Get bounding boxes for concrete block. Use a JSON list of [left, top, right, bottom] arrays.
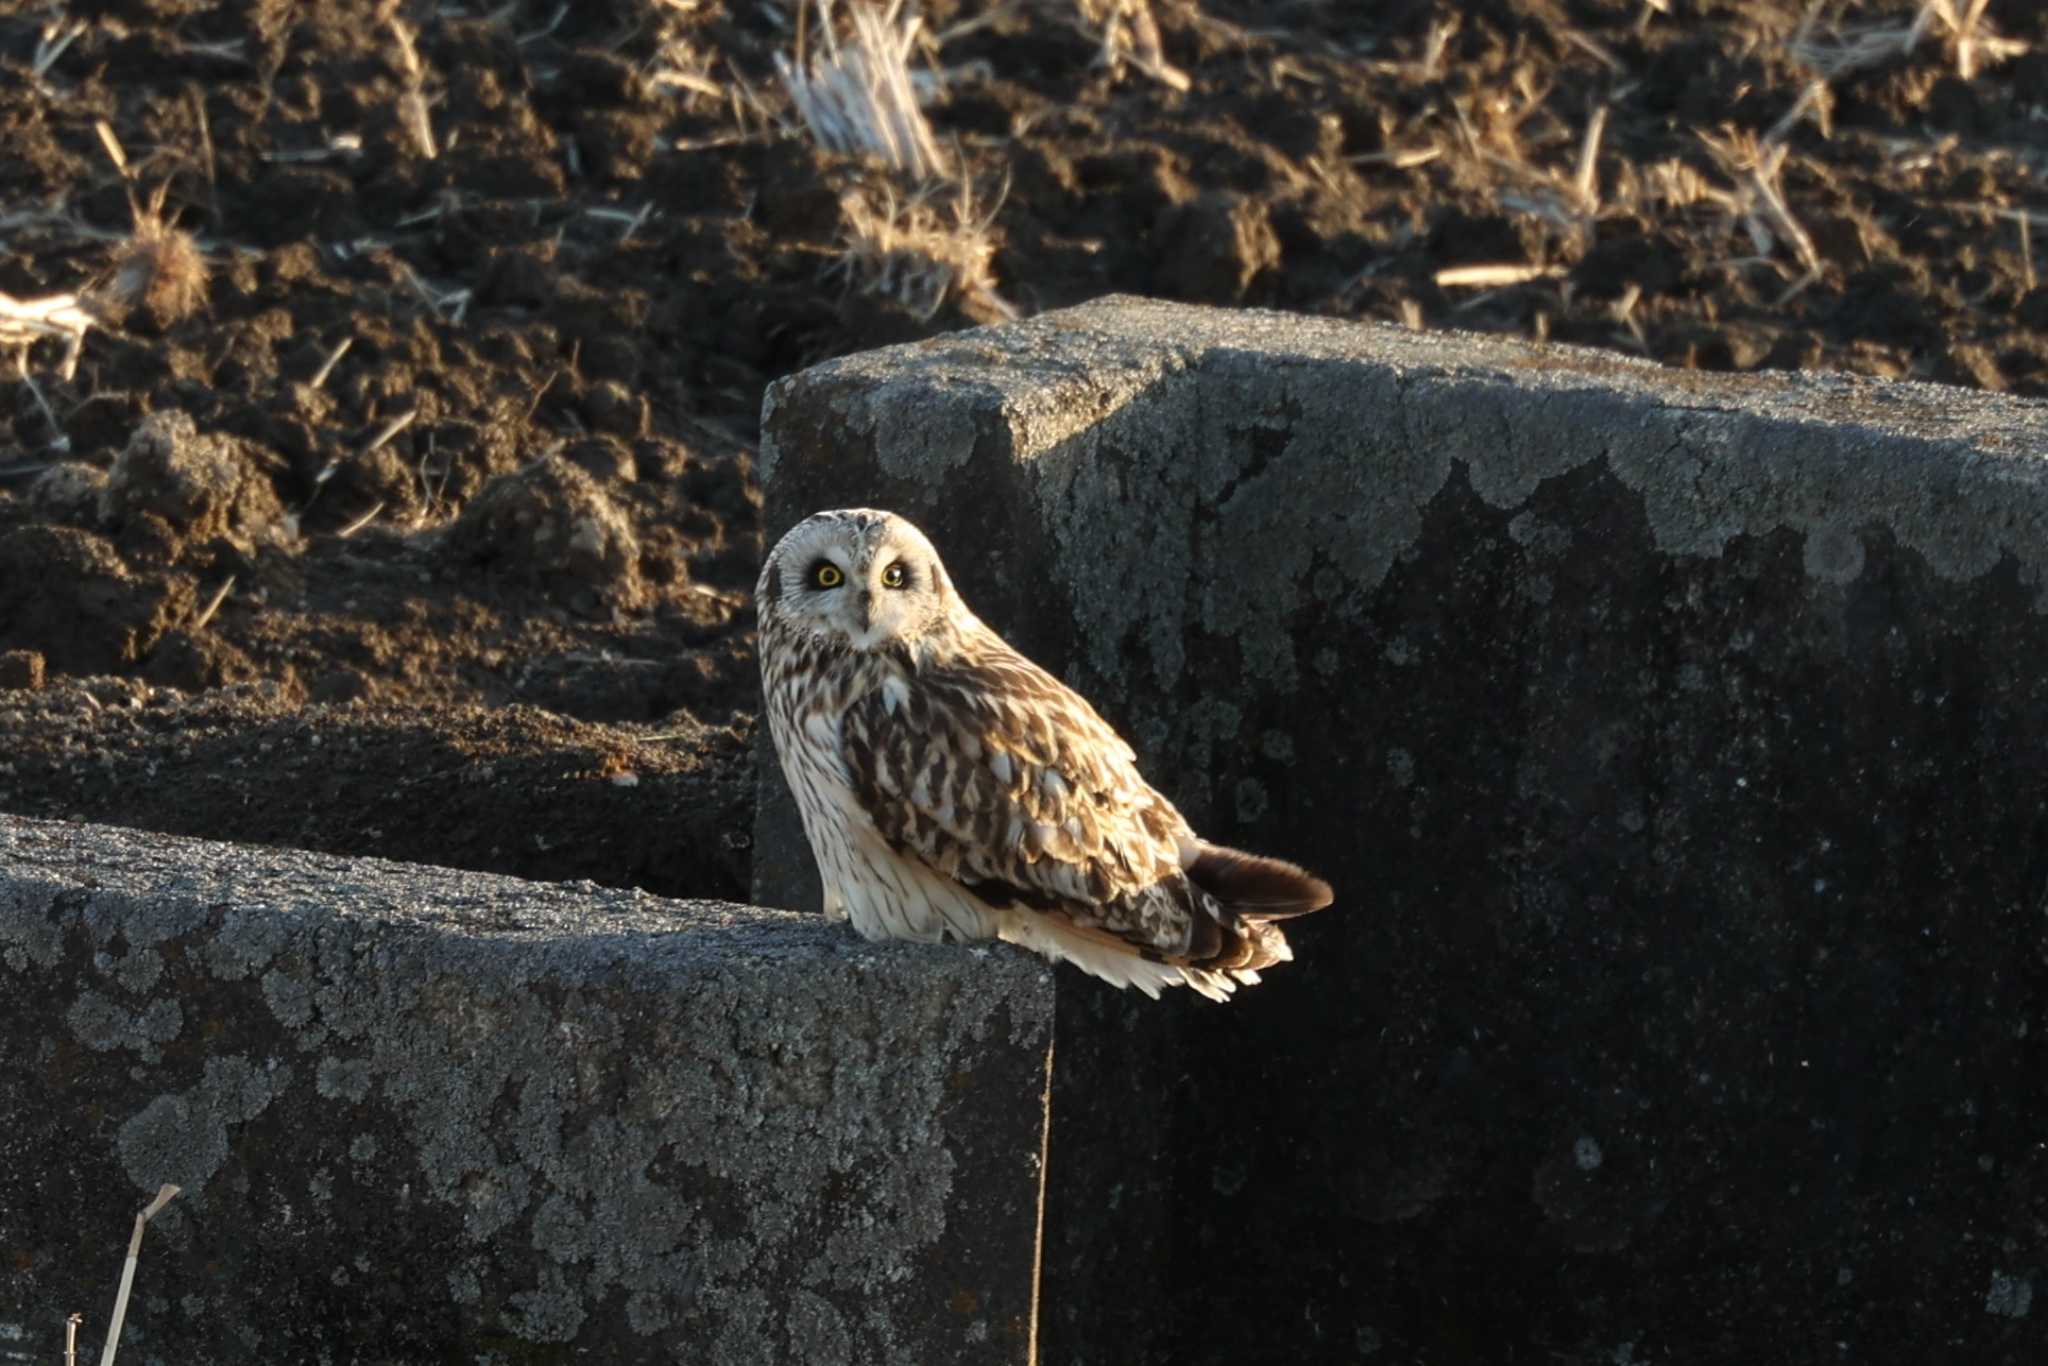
[[756, 296, 2048, 1363], [1, 815, 1051, 1365]]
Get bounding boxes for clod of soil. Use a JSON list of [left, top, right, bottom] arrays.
[[0, 651, 45, 691], [97, 411, 295, 561], [0, 524, 196, 675], [27, 463, 107, 524], [441, 454, 649, 618], [1, 0, 2044, 902]]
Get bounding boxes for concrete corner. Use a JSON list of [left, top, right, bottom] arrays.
[[758, 295, 2048, 1364]]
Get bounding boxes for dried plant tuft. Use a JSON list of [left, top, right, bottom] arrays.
[[102, 186, 210, 329]]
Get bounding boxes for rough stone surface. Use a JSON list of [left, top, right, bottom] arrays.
[[1, 815, 1050, 1366], [757, 295, 2048, 1364]]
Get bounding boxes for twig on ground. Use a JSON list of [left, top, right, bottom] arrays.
[[585, 202, 657, 245], [1436, 263, 1568, 289], [9, 350, 66, 443], [361, 409, 419, 457], [389, 17, 437, 159], [1696, 126, 1823, 296], [1790, 0, 2025, 81], [259, 133, 365, 164], [335, 502, 385, 539], [310, 336, 353, 389], [1350, 145, 1442, 170], [395, 262, 470, 322], [1572, 105, 1608, 215], [94, 121, 130, 178], [191, 575, 236, 631], [97, 1184, 179, 1366], [1919, 0, 2027, 81], [518, 3, 570, 45], [1076, 0, 1190, 92], [0, 292, 98, 381], [1419, 15, 1458, 80], [33, 15, 86, 78]]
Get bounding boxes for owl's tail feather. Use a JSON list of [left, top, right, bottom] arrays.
[[1187, 844, 1334, 920], [1171, 844, 1333, 980], [996, 849, 1331, 1002]]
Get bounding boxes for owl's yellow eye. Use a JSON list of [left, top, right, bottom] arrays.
[[811, 562, 844, 589], [881, 561, 907, 589]]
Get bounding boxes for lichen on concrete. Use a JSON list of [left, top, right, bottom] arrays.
[[2, 814, 1050, 1365], [770, 295, 2048, 714], [756, 295, 2048, 1365]]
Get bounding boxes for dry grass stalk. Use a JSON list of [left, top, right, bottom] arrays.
[[335, 501, 386, 538], [361, 408, 420, 457], [310, 336, 353, 389], [5, 349, 65, 442], [1790, 0, 2025, 82], [934, 0, 1027, 45], [88, 123, 211, 329], [1419, 15, 1459, 80], [97, 1184, 179, 1366], [1695, 126, 1823, 296], [1, 157, 207, 431], [586, 202, 657, 244], [776, 0, 946, 181], [33, 15, 86, 78], [94, 121, 131, 177], [259, 132, 366, 165], [389, 17, 437, 159], [1572, 105, 1609, 215], [0, 292, 98, 380], [1612, 281, 1647, 348], [191, 575, 236, 631], [1077, 0, 1190, 92], [1436, 263, 1568, 289], [1349, 145, 1443, 170], [1917, 0, 2026, 79], [396, 262, 470, 322], [777, 0, 1017, 320], [1764, 77, 1834, 144], [104, 185, 211, 328], [834, 179, 1015, 321], [1788, 13, 1919, 80], [650, 35, 727, 103], [1481, 99, 1610, 252]]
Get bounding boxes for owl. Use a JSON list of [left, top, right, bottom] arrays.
[[756, 508, 1333, 1001]]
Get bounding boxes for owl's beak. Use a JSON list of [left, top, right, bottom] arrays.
[[856, 589, 872, 633]]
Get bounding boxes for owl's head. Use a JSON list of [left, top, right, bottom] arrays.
[[757, 508, 960, 651]]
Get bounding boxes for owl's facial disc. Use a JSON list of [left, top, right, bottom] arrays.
[[765, 509, 951, 651]]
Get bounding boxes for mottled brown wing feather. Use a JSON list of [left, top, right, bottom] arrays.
[[839, 630, 1203, 956]]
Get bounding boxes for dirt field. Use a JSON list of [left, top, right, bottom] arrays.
[[2, 0, 2043, 896]]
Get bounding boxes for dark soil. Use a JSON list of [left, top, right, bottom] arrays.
[[2, 0, 2045, 898]]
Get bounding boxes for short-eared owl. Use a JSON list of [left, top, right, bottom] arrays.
[[757, 508, 1333, 1001]]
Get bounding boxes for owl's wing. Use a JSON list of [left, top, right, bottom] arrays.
[[840, 632, 1326, 971]]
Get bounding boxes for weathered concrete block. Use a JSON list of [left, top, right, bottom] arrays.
[[757, 296, 2048, 1363], [1, 815, 1050, 1365]]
